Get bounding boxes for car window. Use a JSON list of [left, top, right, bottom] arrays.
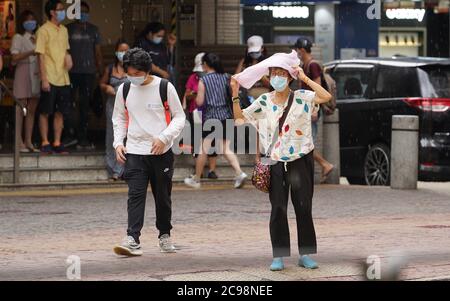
[[373, 67, 421, 98], [332, 65, 374, 100], [418, 65, 450, 98]]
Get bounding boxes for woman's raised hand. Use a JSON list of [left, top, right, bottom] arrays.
[[230, 76, 240, 96], [292, 65, 307, 82]]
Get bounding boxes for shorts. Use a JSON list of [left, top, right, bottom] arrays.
[[39, 85, 72, 116], [202, 119, 233, 140]]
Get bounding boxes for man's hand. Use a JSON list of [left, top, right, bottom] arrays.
[[151, 139, 166, 155], [116, 145, 127, 164], [41, 79, 51, 92]]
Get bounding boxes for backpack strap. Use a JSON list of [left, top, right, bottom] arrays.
[[122, 79, 171, 126], [122, 81, 131, 110], [159, 79, 171, 126]]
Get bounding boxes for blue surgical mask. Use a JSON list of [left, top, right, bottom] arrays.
[[23, 20, 37, 32], [127, 74, 147, 86], [80, 12, 89, 23], [152, 37, 163, 45], [56, 10, 66, 23], [270, 76, 289, 92], [116, 51, 126, 62]]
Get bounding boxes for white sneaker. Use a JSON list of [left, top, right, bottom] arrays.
[[158, 234, 176, 253], [234, 172, 248, 189], [113, 236, 143, 256], [184, 176, 201, 189]]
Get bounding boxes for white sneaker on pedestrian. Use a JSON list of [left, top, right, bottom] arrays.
[[234, 172, 248, 189], [113, 236, 143, 257], [158, 234, 176, 253], [184, 176, 201, 189]]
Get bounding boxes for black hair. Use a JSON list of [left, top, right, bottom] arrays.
[[139, 22, 166, 38], [17, 10, 37, 35], [123, 48, 153, 73], [45, 0, 63, 20], [114, 38, 128, 67], [202, 53, 225, 74], [243, 46, 267, 69], [81, 1, 90, 12], [295, 37, 313, 54]]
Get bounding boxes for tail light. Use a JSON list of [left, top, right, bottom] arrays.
[[404, 98, 450, 112]]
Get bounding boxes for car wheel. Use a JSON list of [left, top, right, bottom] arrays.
[[346, 177, 367, 185], [364, 143, 391, 186]]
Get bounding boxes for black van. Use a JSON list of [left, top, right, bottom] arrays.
[[324, 57, 450, 185]]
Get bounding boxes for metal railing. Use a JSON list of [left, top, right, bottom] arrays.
[[0, 80, 27, 184]]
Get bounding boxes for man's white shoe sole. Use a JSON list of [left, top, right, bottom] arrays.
[[113, 246, 143, 257]]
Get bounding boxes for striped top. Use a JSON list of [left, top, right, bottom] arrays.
[[201, 72, 233, 121]]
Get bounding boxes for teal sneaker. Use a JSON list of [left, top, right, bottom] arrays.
[[299, 255, 319, 269], [270, 258, 285, 271]]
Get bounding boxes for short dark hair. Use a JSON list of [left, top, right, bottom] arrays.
[[295, 37, 313, 54], [17, 10, 37, 35], [123, 48, 153, 73], [81, 1, 90, 12], [139, 22, 166, 38], [202, 53, 225, 74], [45, 0, 63, 20]]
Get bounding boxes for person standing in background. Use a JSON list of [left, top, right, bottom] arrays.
[[11, 10, 40, 153], [66, 1, 103, 150], [235, 35, 270, 101], [134, 22, 172, 80], [100, 38, 129, 181], [36, 0, 73, 154]]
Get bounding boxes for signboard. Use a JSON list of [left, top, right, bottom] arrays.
[[0, 0, 15, 49], [179, 4, 196, 41]]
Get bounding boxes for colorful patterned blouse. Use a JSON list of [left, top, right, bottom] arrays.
[[242, 89, 317, 162]]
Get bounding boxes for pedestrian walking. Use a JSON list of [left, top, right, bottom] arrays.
[[112, 48, 185, 256], [183, 53, 247, 189], [295, 38, 334, 183]]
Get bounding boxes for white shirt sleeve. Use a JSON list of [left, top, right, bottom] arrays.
[[158, 83, 186, 145], [242, 94, 266, 123], [299, 89, 316, 104], [10, 34, 22, 55], [112, 84, 128, 149]]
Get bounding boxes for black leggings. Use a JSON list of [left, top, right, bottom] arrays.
[[269, 152, 317, 258]]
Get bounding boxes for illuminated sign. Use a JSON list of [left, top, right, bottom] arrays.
[[254, 5, 310, 19], [385, 9, 426, 22]]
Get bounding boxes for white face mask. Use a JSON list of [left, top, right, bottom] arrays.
[[249, 52, 262, 60], [127, 74, 147, 86], [152, 37, 163, 44]]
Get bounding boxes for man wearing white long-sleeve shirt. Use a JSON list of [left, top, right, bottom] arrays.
[[112, 48, 185, 256]]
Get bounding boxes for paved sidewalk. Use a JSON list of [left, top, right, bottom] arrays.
[[0, 184, 450, 281]]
